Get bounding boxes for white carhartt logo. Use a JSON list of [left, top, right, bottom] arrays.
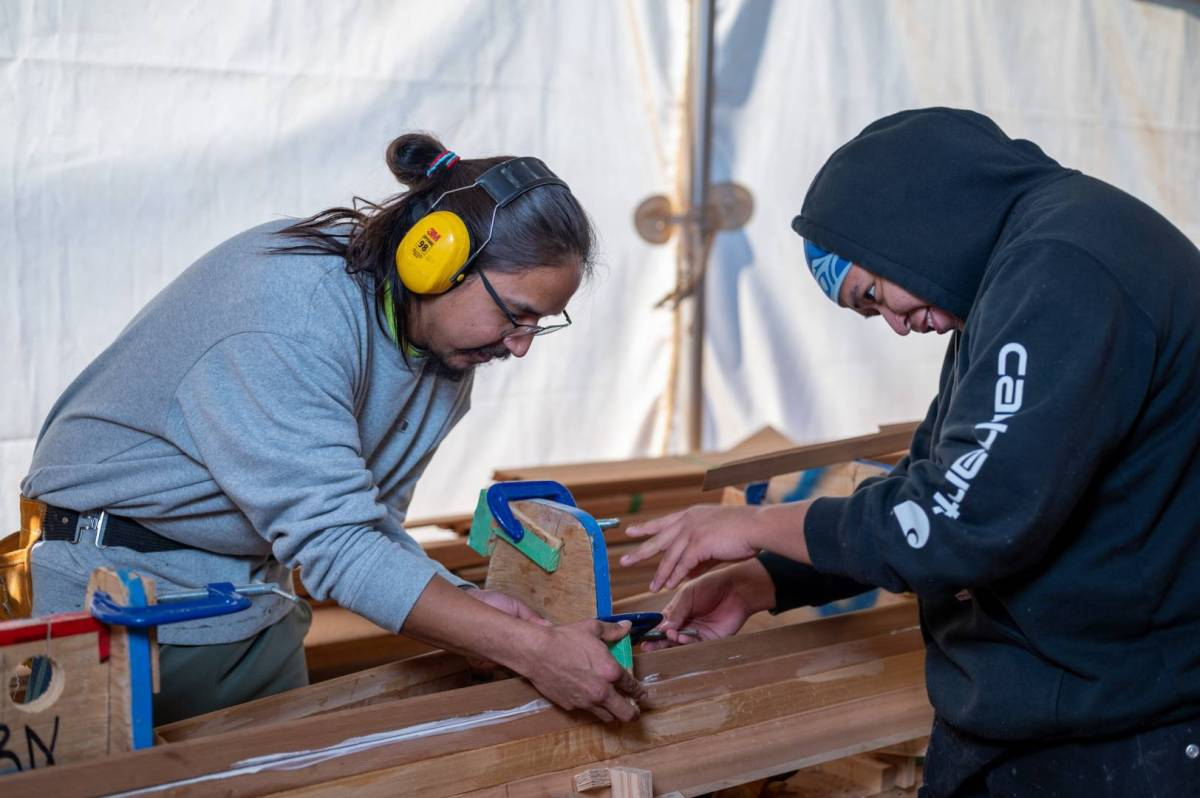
[[931, 342, 1028, 520], [893, 500, 930, 549]]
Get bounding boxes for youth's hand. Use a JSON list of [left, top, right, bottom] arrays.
[[642, 560, 777, 652], [620, 505, 762, 592]]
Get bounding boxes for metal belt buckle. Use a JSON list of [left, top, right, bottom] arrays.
[[76, 510, 110, 548]]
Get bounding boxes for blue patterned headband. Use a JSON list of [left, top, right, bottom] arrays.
[[804, 239, 853, 303]]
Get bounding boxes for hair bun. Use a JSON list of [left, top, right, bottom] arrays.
[[386, 132, 448, 186]]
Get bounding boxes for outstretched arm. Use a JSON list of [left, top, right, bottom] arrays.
[[620, 501, 814, 592]]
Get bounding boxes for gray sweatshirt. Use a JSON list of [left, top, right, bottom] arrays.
[[23, 220, 473, 644]]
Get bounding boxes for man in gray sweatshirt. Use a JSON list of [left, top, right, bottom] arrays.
[[21, 134, 642, 724]]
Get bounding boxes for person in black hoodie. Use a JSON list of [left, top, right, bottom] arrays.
[[619, 108, 1200, 796]]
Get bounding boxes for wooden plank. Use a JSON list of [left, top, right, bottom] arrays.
[[302, 607, 435, 683], [492, 455, 715, 499], [871, 752, 920, 790], [0, 567, 168, 770], [455, 686, 931, 798], [1, 605, 923, 796], [873, 736, 928, 758], [762, 460, 889, 506], [702, 423, 919, 491], [573, 767, 612, 791], [570, 765, 653, 797], [483, 501, 599, 624], [710, 779, 770, 798], [609, 766, 653, 798], [0, 625, 114, 771], [244, 643, 926, 797], [574, 488, 729, 519], [281, 666, 928, 798], [226, 588, 912, 748], [157, 651, 472, 743], [493, 427, 797, 500], [814, 754, 898, 793], [722, 426, 800, 459]]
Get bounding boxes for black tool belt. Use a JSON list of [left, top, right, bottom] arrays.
[[37, 502, 192, 553]]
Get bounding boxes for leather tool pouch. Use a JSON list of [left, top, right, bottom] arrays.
[[0, 496, 45, 620]]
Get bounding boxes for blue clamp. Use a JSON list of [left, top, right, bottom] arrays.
[[90, 582, 251, 629], [745, 481, 770, 505], [599, 612, 664, 644], [486, 480, 576, 543]]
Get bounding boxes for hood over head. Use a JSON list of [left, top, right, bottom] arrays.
[[792, 108, 1069, 320]]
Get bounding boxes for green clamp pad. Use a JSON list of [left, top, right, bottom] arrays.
[[608, 636, 633, 670], [467, 490, 561, 573]]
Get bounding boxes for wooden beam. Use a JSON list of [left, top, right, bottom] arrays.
[[157, 651, 473, 744], [701, 422, 919, 491], [493, 427, 796, 500], [302, 607, 435, 682], [279, 658, 928, 797], [3, 604, 925, 797], [172, 601, 917, 747], [483, 501, 600, 624], [454, 685, 929, 798]]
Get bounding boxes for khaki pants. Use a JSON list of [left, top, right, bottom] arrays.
[[154, 600, 311, 725]]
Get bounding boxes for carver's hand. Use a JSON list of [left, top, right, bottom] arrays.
[[520, 619, 644, 723], [466, 588, 552, 626], [642, 559, 777, 652], [463, 588, 551, 671], [620, 505, 761, 592]]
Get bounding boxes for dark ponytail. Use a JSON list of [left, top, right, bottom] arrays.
[[384, 133, 447, 185], [273, 132, 595, 360]]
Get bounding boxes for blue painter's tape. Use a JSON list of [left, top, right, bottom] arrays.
[[745, 481, 770, 505], [781, 467, 826, 503], [816, 589, 880, 617]]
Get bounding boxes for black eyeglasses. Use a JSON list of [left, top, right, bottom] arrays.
[[475, 269, 573, 340]]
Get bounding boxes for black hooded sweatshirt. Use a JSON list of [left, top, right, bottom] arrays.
[[763, 108, 1200, 742]]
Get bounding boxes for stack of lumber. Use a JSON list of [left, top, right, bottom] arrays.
[[3, 602, 931, 796]]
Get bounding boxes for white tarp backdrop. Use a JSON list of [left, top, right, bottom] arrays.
[[3, 1, 1198, 538]]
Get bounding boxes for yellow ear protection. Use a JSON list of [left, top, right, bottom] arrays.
[[394, 155, 569, 295]]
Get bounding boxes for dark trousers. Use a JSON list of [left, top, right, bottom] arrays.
[[153, 601, 311, 726], [919, 714, 1200, 798]]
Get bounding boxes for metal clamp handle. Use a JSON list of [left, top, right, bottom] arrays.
[[89, 581, 251, 629]]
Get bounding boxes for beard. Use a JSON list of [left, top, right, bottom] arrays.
[[424, 342, 512, 380]]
